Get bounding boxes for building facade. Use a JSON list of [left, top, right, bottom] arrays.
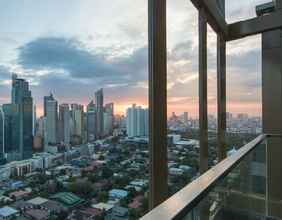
[[45, 95, 58, 145], [11, 74, 33, 160], [95, 89, 104, 138], [58, 104, 70, 145]]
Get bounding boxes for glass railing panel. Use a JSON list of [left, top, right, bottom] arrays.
[[265, 135, 282, 220], [181, 139, 267, 220]]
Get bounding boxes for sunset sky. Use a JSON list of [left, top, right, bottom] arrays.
[[0, 0, 268, 117]]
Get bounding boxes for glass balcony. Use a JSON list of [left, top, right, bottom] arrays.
[[141, 134, 282, 220]]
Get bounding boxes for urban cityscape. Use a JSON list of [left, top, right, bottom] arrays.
[[2, 0, 282, 219], [0, 74, 262, 220]]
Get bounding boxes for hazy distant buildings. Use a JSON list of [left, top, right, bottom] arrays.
[[183, 112, 188, 124], [58, 104, 70, 145], [95, 89, 104, 138], [45, 93, 58, 145], [126, 104, 148, 137]]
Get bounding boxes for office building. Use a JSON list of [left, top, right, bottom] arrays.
[[2, 104, 20, 161], [11, 74, 33, 160], [44, 93, 55, 117], [104, 103, 114, 136], [0, 106, 5, 164], [86, 101, 96, 142], [126, 104, 148, 137], [58, 104, 70, 145], [95, 89, 104, 138], [71, 104, 84, 139], [45, 95, 58, 145], [183, 112, 188, 124]]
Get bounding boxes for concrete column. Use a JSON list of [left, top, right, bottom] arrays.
[[148, 0, 168, 209], [217, 0, 227, 161], [199, 8, 208, 174]]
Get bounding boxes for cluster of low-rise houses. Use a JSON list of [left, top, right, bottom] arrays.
[[0, 132, 220, 219]]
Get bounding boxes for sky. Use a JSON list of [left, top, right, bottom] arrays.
[[0, 0, 269, 117]]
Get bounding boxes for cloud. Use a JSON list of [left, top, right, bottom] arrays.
[[18, 37, 148, 85], [0, 65, 11, 80]]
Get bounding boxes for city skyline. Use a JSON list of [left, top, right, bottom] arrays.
[[0, 75, 261, 118], [0, 0, 264, 117]]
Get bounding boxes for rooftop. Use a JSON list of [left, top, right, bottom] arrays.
[[51, 192, 84, 208], [0, 206, 18, 217], [27, 197, 49, 206]]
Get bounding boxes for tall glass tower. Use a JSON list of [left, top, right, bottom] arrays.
[[95, 89, 104, 138], [11, 74, 33, 160], [0, 106, 5, 164]]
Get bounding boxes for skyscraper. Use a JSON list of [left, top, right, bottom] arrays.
[[126, 104, 137, 137], [86, 101, 96, 142], [22, 96, 33, 159], [0, 106, 5, 164], [70, 104, 84, 139], [137, 106, 145, 136], [104, 103, 114, 136], [95, 89, 104, 138], [183, 112, 188, 124], [11, 74, 33, 159], [59, 104, 70, 145], [2, 104, 20, 159], [44, 93, 55, 117], [144, 108, 149, 137], [126, 104, 148, 137], [45, 95, 58, 145]]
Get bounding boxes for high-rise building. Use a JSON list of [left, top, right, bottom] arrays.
[[144, 108, 149, 137], [45, 95, 58, 145], [137, 106, 145, 136], [95, 89, 104, 138], [126, 104, 148, 137], [104, 103, 114, 136], [0, 106, 5, 164], [11, 74, 33, 159], [126, 104, 137, 137], [58, 104, 70, 145], [2, 104, 20, 158], [71, 104, 84, 138], [44, 93, 55, 117], [86, 101, 96, 142], [22, 96, 33, 159], [183, 112, 188, 123]]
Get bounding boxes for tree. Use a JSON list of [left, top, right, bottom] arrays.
[[101, 167, 113, 179], [69, 179, 93, 196], [97, 191, 108, 202]]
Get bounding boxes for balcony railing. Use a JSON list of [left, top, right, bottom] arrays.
[[141, 134, 282, 220]]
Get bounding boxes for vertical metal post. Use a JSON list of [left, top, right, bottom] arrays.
[[217, 35, 226, 161], [148, 0, 168, 209], [199, 8, 208, 174], [217, 0, 227, 162]]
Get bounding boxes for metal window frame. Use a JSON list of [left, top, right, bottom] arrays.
[[191, 0, 282, 41]]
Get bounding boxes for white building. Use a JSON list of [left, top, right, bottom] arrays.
[[59, 104, 70, 145], [71, 104, 84, 137], [126, 104, 148, 137], [45, 98, 58, 144]]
